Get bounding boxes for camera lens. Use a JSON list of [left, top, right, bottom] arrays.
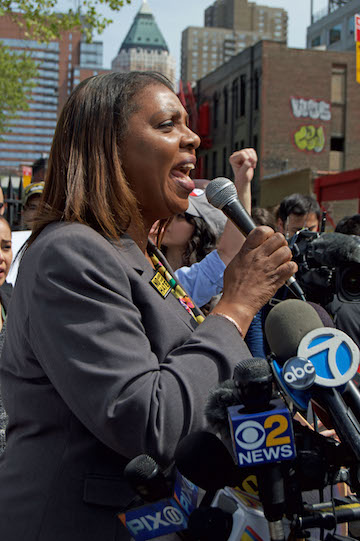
[[339, 265, 360, 301]]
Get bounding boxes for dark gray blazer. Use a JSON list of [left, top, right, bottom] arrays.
[[0, 222, 250, 541]]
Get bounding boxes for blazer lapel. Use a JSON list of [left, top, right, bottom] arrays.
[[109, 235, 201, 332]]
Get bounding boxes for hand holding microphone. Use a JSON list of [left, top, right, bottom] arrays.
[[206, 178, 305, 302]]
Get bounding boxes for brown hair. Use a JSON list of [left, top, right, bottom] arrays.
[[0, 215, 11, 233], [27, 71, 174, 247]]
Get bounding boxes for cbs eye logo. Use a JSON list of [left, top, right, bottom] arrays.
[[234, 415, 290, 451], [235, 420, 265, 450]]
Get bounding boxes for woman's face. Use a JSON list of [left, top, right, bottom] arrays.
[[162, 214, 195, 250], [0, 221, 12, 287], [120, 84, 201, 229]]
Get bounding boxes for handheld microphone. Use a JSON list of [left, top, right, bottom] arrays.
[[119, 455, 199, 540], [205, 177, 306, 301], [124, 454, 171, 502]]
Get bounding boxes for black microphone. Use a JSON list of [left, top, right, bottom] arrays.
[[343, 380, 360, 423], [205, 378, 240, 441], [122, 455, 200, 540], [187, 507, 233, 541], [174, 430, 255, 493], [231, 357, 288, 541], [124, 454, 171, 502], [206, 177, 306, 301]]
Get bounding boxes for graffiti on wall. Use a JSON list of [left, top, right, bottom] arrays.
[[290, 97, 330, 153], [290, 97, 331, 121], [293, 125, 325, 153]]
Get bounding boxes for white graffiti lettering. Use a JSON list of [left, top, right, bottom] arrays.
[[290, 97, 331, 121]]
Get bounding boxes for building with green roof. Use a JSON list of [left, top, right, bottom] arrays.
[[111, 0, 175, 85]]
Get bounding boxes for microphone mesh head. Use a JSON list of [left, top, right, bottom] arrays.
[[233, 357, 271, 383], [124, 454, 158, 483], [205, 177, 237, 209]]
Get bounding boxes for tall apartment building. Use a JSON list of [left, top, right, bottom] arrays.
[[193, 41, 360, 209], [111, 0, 175, 86], [0, 14, 105, 173], [205, 0, 287, 36], [181, 0, 287, 84], [307, 0, 360, 51]]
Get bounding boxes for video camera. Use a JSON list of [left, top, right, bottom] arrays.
[[288, 230, 360, 306]]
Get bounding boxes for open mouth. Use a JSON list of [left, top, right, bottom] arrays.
[[171, 163, 195, 180]]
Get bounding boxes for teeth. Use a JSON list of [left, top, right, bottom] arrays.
[[179, 163, 195, 173]]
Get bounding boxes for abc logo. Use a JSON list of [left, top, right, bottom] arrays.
[[283, 357, 315, 390]]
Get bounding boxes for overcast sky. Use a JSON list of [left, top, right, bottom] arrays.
[[93, 0, 330, 76]]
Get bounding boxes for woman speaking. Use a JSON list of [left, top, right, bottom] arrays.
[[0, 72, 296, 541]]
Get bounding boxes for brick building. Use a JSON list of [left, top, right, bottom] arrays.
[[194, 40, 360, 207], [0, 15, 107, 173]]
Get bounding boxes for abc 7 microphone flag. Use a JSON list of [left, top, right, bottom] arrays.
[[296, 327, 359, 389], [271, 327, 359, 413]]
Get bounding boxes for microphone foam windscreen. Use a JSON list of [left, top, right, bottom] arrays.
[[265, 299, 323, 362], [306, 301, 335, 328], [205, 177, 237, 209], [309, 232, 360, 267], [205, 379, 238, 434]]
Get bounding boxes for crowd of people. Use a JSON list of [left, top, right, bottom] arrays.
[[0, 71, 358, 541]]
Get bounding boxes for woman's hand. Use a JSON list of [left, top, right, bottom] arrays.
[[213, 226, 297, 335]]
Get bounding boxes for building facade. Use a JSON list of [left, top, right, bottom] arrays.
[[205, 0, 287, 37], [194, 40, 360, 207], [111, 0, 175, 86], [181, 0, 287, 84], [307, 0, 360, 51], [0, 15, 106, 173]]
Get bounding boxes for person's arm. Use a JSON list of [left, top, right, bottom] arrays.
[[217, 148, 257, 266], [26, 225, 250, 466], [175, 250, 225, 306]]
